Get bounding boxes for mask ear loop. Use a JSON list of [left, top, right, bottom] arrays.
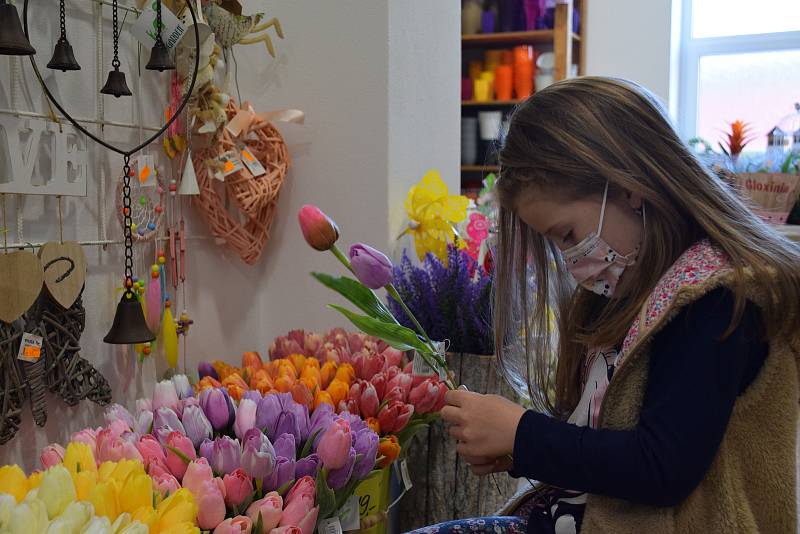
[[597, 181, 610, 236]]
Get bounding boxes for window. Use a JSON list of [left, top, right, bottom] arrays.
[[679, 0, 800, 150]]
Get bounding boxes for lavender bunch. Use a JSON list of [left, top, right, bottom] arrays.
[[388, 246, 494, 355]]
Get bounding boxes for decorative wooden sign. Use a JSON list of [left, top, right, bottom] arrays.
[[0, 115, 88, 197], [39, 241, 87, 309], [0, 250, 44, 323]]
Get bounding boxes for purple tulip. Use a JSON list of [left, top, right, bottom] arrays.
[[242, 390, 263, 403], [134, 410, 154, 436], [273, 433, 296, 462], [198, 361, 219, 380], [327, 447, 356, 490], [256, 395, 282, 440], [352, 428, 379, 480], [308, 404, 335, 447], [295, 454, 321, 480], [104, 403, 135, 430], [264, 457, 295, 493], [211, 436, 242, 475], [171, 374, 194, 400], [338, 411, 368, 435], [200, 388, 234, 431], [234, 398, 258, 440], [153, 380, 180, 413], [136, 398, 153, 413], [349, 244, 393, 289], [241, 428, 276, 480], [199, 438, 214, 462], [274, 411, 302, 445], [154, 407, 186, 436], [182, 405, 213, 448]]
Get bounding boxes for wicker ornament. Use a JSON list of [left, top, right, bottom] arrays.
[[0, 322, 25, 444], [115, 161, 166, 242], [192, 101, 289, 264]]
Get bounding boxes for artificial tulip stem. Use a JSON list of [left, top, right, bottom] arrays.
[[385, 284, 434, 350], [330, 245, 357, 276]]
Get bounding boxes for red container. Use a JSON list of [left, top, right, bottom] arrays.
[[494, 65, 513, 100]]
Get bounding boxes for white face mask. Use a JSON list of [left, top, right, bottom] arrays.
[[560, 182, 641, 297]]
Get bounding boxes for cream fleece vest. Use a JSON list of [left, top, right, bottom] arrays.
[[583, 240, 799, 534]]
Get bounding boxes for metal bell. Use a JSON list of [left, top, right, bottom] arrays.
[[103, 290, 155, 344], [0, 0, 35, 55], [47, 37, 80, 71], [100, 69, 132, 98], [145, 39, 175, 71]]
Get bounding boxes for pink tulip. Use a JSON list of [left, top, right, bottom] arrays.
[[234, 398, 258, 440], [107, 418, 130, 438], [383, 386, 407, 405], [349, 244, 393, 289], [165, 431, 197, 481], [148, 458, 172, 478], [182, 457, 214, 496], [136, 397, 153, 413], [285, 476, 316, 505], [223, 468, 253, 508], [381, 347, 404, 369], [40, 444, 65, 469], [270, 527, 302, 534], [96, 427, 143, 463], [214, 516, 253, 534], [369, 372, 387, 399], [387, 372, 413, 402], [280, 477, 318, 534], [246, 492, 283, 532], [298, 205, 339, 251], [348, 381, 379, 419], [152, 472, 181, 497], [316, 418, 352, 470], [353, 352, 385, 381], [136, 435, 167, 470], [304, 333, 324, 357], [377, 400, 414, 433], [153, 379, 180, 413], [70, 428, 98, 457], [410, 378, 448, 414], [195, 478, 228, 530], [385, 366, 402, 381]]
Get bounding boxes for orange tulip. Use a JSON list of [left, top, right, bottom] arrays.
[[272, 360, 297, 379], [313, 390, 334, 410], [242, 351, 263, 369], [197, 376, 222, 391], [213, 360, 236, 381], [300, 364, 321, 386], [326, 378, 349, 406], [320, 361, 338, 389], [288, 354, 306, 373], [335, 363, 355, 384], [274, 375, 295, 393], [227, 384, 245, 402], [291, 382, 314, 407], [377, 435, 400, 468], [366, 418, 381, 434], [305, 357, 321, 370], [223, 373, 248, 390]]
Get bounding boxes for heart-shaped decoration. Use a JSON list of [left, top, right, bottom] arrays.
[[0, 251, 44, 323], [38, 241, 87, 309]]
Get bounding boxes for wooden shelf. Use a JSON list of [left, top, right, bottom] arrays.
[[461, 165, 499, 173], [462, 99, 523, 107], [462, 30, 581, 48]]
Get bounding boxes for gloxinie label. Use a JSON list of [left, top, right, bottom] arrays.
[[743, 178, 791, 194]]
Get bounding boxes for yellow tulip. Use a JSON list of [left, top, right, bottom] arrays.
[[27, 471, 43, 490], [89, 481, 119, 520], [9, 498, 48, 534], [118, 521, 149, 534], [130, 507, 158, 532], [82, 516, 113, 534], [72, 470, 97, 501], [111, 512, 131, 533], [0, 493, 16, 527], [156, 489, 197, 532], [38, 465, 77, 519], [98, 462, 116, 482], [48, 501, 93, 533], [158, 521, 200, 534], [0, 465, 28, 503], [119, 473, 153, 514], [107, 460, 143, 486], [63, 443, 97, 475]]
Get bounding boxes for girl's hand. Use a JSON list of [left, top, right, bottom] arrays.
[[441, 389, 526, 460], [460, 454, 514, 476]]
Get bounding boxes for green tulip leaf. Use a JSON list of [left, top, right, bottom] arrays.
[[312, 273, 398, 324], [327, 304, 430, 354], [300, 428, 323, 459], [166, 445, 193, 465], [277, 478, 296, 497], [316, 468, 337, 522]]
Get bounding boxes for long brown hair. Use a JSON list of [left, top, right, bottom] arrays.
[[494, 76, 800, 418]]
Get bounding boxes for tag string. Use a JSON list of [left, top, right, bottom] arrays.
[[57, 195, 64, 244], [2, 194, 7, 254]]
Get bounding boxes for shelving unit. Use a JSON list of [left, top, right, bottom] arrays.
[[460, 0, 586, 194]]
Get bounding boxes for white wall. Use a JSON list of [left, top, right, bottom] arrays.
[[584, 0, 679, 110], [0, 0, 459, 470]]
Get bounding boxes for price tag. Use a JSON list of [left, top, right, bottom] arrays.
[[338, 495, 361, 531], [215, 151, 243, 181], [400, 459, 413, 491], [240, 145, 266, 177], [411, 353, 435, 377], [130, 1, 187, 50], [317, 517, 343, 534], [137, 155, 156, 187], [18, 332, 43, 362]]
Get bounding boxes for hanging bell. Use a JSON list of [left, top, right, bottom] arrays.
[[0, 0, 35, 55], [47, 37, 80, 71], [103, 290, 155, 344], [100, 69, 132, 98], [145, 39, 175, 71]]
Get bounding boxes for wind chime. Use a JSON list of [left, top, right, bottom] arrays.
[[1, 0, 201, 346]]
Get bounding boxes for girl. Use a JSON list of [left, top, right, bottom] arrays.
[[440, 77, 800, 534]]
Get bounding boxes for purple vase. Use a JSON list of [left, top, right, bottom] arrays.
[[481, 11, 496, 33]]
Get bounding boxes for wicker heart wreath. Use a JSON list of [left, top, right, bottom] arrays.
[[192, 101, 290, 265]]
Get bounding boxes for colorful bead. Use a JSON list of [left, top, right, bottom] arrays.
[[148, 222, 156, 231], [139, 196, 147, 206], [158, 255, 166, 265], [143, 345, 152, 355], [137, 226, 146, 236], [122, 207, 130, 216], [155, 205, 163, 214], [130, 223, 137, 232]]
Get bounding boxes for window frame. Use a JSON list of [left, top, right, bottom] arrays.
[[678, 0, 800, 140]]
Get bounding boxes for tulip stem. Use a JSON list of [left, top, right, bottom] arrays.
[[385, 284, 434, 350], [330, 245, 357, 276]]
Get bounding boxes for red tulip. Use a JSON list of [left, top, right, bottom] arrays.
[[298, 205, 339, 251], [348, 381, 379, 419], [353, 352, 385, 381], [386, 372, 413, 403], [223, 468, 253, 508], [377, 401, 414, 433], [409, 378, 448, 414], [369, 372, 387, 399]]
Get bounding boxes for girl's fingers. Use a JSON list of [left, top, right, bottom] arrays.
[[440, 405, 462, 424], [444, 389, 470, 407], [448, 424, 465, 441], [470, 462, 499, 476]]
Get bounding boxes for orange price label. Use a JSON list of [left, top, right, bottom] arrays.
[[24, 346, 40, 359], [241, 149, 255, 162], [18, 332, 43, 362], [223, 160, 235, 173], [140, 165, 151, 183]]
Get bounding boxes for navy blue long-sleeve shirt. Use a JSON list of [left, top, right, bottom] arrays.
[[511, 287, 767, 508]]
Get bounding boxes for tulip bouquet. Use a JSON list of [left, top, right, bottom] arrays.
[[0, 445, 199, 534], [297, 205, 454, 390]]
